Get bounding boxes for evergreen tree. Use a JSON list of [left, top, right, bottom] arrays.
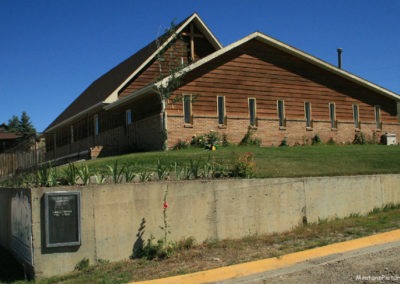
[[7, 115, 20, 132], [7, 111, 36, 136], [19, 111, 36, 135]]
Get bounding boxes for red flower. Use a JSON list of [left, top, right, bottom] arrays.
[[163, 202, 169, 209]]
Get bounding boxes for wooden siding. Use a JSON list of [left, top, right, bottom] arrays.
[[119, 26, 217, 99], [168, 39, 398, 126]]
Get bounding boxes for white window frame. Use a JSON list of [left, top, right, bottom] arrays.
[[217, 96, 226, 125], [305, 102, 312, 128], [353, 104, 360, 129], [183, 94, 192, 124], [277, 100, 285, 128], [248, 98, 257, 127], [329, 102, 336, 129], [374, 105, 381, 129]]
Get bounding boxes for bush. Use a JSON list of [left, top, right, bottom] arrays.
[[279, 137, 288, 147], [327, 137, 336, 145], [191, 131, 220, 149], [239, 129, 262, 146], [311, 134, 321, 145], [173, 139, 189, 150], [230, 152, 256, 178], [353, 132, 366, 145]]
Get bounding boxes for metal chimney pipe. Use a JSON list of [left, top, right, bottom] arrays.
[[337, 48, 343, 69]]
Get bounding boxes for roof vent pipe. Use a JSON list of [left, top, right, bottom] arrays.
[[337, 48, 343, 69]]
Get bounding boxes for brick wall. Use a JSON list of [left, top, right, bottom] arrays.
[[167, 114, 400, 147]]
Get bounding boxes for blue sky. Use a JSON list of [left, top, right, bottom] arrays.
[[1, 0, 399, 132]]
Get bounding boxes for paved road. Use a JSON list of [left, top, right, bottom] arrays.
[[225, 241, 400, 284]]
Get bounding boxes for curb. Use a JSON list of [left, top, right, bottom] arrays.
[[133, 229, 400, 284]]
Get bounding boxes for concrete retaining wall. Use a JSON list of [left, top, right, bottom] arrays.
[[1, 174, 400, 278]]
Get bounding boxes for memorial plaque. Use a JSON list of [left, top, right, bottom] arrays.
[[44, 191, 81, 247]]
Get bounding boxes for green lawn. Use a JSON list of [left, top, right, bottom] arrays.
[[82, 144, 400, 178]]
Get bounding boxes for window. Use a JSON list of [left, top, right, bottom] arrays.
[[126, 109, 132, 126], [277, 100, 285, 128], [353, 104, 360, 129], [375, 105, 381, 129], [217, 96, 226, 125], [305, 102, 312, 128], [183, 94, 192, 124], [94, 114, 99, 136], [329, 103, 336, 128], [248, 98, 256, 127]]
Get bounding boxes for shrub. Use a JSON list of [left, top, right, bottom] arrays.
[[77, 164, 91, 185], [279, 137, 288, 147], [156, 159, 169, 180], [230, 152, 256, 178], [353, 132, 366, 145], [107, 160, 124, 183], [122, 164, 136, 182], [63, 163, 79, 185], [75, 258, 89, 271], [327, 137, 336, 145], [191, 131, 220, 149], [173, 139, 189, 150], [311, 134, 321, 145], [222, 133, 230, 147], [239, 129, 262, 146]]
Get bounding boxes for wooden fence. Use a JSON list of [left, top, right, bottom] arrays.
[[0, 136, 45, 178]]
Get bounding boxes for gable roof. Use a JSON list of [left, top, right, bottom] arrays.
[[45, 13, 222, 132], [155, 31, 400, 103]]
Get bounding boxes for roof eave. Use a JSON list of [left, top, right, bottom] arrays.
[[45, 102, 107, 133], [104, 84, 159, 111]]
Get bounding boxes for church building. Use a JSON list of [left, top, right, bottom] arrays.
[[44, 13, 400, 161]]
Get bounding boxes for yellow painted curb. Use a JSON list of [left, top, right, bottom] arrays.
[[133, 229, 400, 284]]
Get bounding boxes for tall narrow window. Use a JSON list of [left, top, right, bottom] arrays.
[[305, 102, 312, 128], [329, 103, 336, 128], [217, 96, 226, 125], [94, 114, 99, 136], [353, 104, 360, 129], [248, 98, 256, 126], [375, 105, 381, 129], [277, 100, 285, 127], [126, 109, 132, 126], [183, 94, 192, 124]]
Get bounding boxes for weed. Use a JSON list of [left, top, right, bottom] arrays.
[[173, 139, 189, 150], [312, 134, 321, 145], [77, 164, 91, 185], [239, 129, 261, 146], [230, 152, 256, 178], [122, 164, 136, 183], [327, 137, 336, 145], [107, 160, 124, 183], [139, 170, 152, 182], [353, 132, 366, 145], [156, 159, 169, 180], [36, 163, 58, 187], [94, 169, 107, 185], [75, 258, 89, 271], [187, 159, 201, 179], [279, 137, 288, 147], [63, 163, 79, 185]]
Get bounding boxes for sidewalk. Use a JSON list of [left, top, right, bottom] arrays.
[[134, 229, 400, 284]]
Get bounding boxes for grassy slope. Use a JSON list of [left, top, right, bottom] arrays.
[[81, 144, 400, 178]]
